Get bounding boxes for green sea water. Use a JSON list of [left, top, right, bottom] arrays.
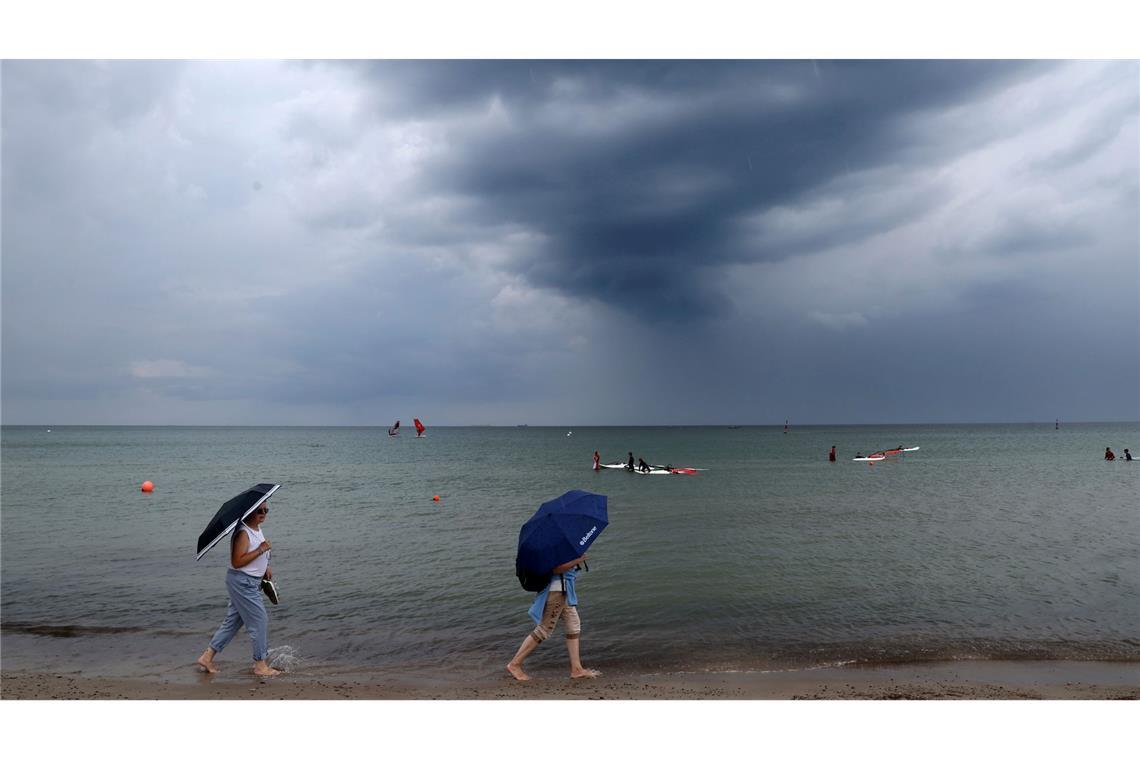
[[2, 423, 1138, 679]]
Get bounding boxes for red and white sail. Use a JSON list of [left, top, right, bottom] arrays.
[[413, 418, 426, 437]]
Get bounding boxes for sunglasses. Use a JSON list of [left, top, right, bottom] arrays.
[[255, 507, 269, 515]]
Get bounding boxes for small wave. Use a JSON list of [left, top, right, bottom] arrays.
[[1, 622, 147, 638], [1, 622, 194, 638], [267, 645, 306, 672]]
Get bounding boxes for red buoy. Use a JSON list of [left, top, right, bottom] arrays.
[[141, 481, 154, 493], [432, 495, 440, 502]]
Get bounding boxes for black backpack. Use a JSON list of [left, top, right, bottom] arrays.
[[516, 564, 552, 592], [515, 561, 587, 592]]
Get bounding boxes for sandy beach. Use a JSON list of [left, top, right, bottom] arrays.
[[3, 660, 1136, 700]]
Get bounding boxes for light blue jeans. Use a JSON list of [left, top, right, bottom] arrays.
[[208, 569, 269, 661]]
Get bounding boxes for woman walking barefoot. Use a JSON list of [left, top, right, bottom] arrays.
[[507, 554, 600, 681], [196, 502, 279, 677]]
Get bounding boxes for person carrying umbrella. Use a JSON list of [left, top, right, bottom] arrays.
[[195, 484, 280, 677], [507, 490, 606, 681]]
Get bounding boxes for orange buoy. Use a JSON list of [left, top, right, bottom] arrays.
[[141, 481, 155, 492], [432, 495, 440, 502]]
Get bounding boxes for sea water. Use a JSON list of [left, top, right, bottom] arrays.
[[2, 424, 1138, 680]]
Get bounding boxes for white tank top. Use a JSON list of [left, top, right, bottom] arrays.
[[230, 524, 269, 577]]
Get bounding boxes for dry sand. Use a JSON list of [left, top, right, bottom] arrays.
[[3, 660, 1137, 700]]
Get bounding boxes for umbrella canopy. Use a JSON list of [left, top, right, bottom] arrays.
[[196, 483, 280, 560], [516, 490, 608, 574]]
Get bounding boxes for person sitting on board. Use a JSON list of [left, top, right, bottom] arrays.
[[637, 458, 651, 472], [829, 446, 836, 462], [506, 554, 600, 681], [626, 452, 635, 471], [1105, 447, 1115, 461]]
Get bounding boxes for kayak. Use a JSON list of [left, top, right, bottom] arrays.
[[652, 464, 702, 475], [872, 446, 920, 457]]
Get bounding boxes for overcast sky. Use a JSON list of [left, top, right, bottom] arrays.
[[2, 60, 1137, 425]]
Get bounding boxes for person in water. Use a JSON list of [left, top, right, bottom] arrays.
[[1105, 447, 1115, 461], [506, 554, 600, 681], [196, 502, 279, 677], [829, 446, 836, 462], [626, 451, 635, 471], [1125, 449, 1132, 461], [593, 450, 601, 471], [637, 457, 651, 472]]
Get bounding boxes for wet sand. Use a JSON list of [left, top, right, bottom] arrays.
[[3, 660, 1137, 699]]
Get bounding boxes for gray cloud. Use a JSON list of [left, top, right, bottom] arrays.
[[2, 60, 1137, 424], [340, 61, 1047, 321]]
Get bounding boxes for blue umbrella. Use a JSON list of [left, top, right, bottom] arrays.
[[516, 490, 609, 574]]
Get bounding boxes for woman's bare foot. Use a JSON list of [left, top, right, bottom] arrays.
[[570, 667, 601, 679], [506, 662, 530, 681], [196, 650, 218, 674]]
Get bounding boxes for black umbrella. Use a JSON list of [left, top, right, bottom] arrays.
[[195, 483, 280, 560]]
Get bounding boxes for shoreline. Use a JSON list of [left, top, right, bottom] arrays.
[[3, 660, 1137, 700]]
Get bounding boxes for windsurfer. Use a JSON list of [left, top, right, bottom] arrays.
[[626, 452, 634, 471], [637, 458, 650, 473], [593, 451, 601, 471]]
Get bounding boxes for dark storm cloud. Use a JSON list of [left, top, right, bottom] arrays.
[[345, 60, 1048, 320], [2, 60, 1136, 425]]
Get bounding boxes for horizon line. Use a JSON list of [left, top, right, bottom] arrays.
[[3, 420, 1137, 428]]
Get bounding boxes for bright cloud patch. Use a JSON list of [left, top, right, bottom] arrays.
[[129, 359, 214, 379]]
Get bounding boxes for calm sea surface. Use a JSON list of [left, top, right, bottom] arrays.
[[2, 424, 1138, 679]]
